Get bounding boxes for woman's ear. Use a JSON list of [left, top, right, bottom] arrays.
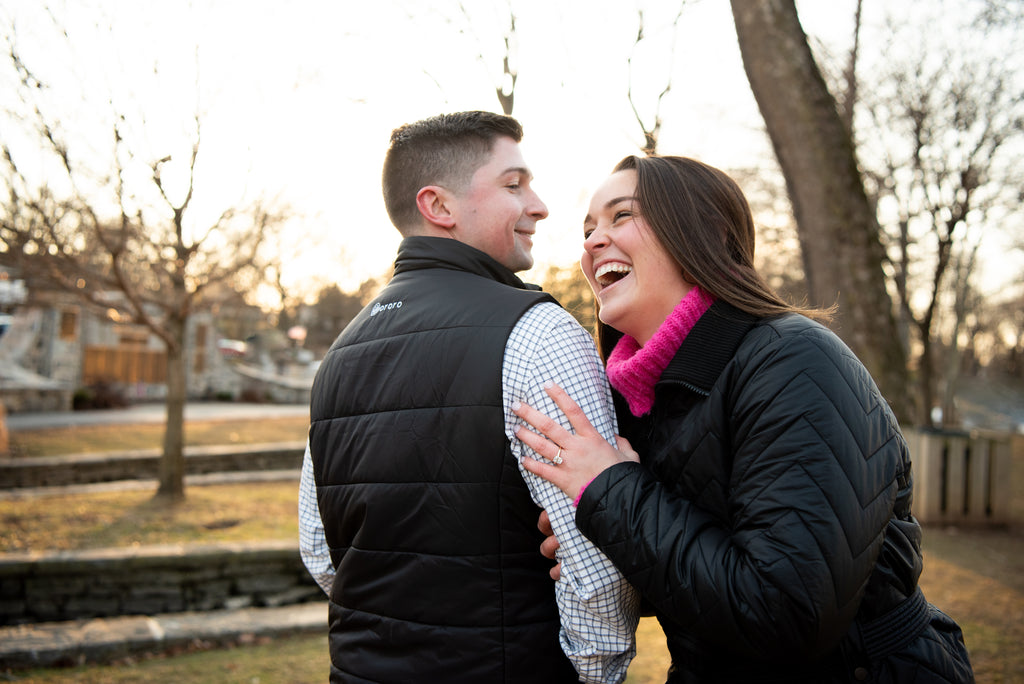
[[416, 186, 456, 230]]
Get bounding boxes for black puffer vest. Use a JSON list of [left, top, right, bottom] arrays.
[[309, 237, 579, 683]]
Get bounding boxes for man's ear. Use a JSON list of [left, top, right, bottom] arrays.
[[415, 186, 456, 230]]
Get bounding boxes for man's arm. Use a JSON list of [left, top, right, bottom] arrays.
[[298, 441, 335, 594], [503, 302, 640, 684]]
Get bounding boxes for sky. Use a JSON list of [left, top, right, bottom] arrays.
[[2, 0, 1020, 302]]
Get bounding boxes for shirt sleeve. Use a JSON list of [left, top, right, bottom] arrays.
[[503, 302, 640, 684], [298, 440, 335, 594]]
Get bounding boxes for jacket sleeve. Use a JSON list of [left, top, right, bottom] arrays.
[[577, 325, 905, 661]]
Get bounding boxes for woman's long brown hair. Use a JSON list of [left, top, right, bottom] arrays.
[[596, 155, 832, 359]]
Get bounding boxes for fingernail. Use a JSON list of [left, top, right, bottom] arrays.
[[541, 381, 553, 389], [511, 401, 521, 411]]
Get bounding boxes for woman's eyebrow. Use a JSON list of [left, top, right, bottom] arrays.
[[603, 195, 636, 209], [583, 196, 636, 226]]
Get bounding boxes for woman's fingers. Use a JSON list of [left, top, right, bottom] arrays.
[[542, 382, 598, 437], [521, 448, 574, 494], [513, 382, 622, 500], [615, 434, 641, 463], [539, 528, 560, 560], [512, 382, 600, 452], [513, 415, 562, 464], [538, 509, 553, 537], [512, 397, 573, 448]]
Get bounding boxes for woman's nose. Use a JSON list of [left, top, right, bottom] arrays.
[[584, 225, 608, 252]]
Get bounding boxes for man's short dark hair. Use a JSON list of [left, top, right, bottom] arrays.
[[382, 111, 523, 233]]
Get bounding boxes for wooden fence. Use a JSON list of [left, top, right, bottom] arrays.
[[82, 346, 166, 385], [906, 428, 1013, 525]]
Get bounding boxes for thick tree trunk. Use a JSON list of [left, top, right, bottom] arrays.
[[730, 0, 912, 422], [155, 316, 187, 503]]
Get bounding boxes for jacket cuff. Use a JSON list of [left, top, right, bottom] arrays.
[[575, 461, 649, 533], [572, 476, 597, 507]]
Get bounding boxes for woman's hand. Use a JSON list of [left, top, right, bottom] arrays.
[[514, 382, 639, 502], [537, 510, 561, 581]]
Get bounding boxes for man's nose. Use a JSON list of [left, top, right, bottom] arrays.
[[527, 191, 549, 220]]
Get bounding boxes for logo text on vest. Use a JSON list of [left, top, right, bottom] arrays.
[[371, 301, 403, 316]]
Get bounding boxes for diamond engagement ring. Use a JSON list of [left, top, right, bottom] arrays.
[[551, 448, 563, 465]]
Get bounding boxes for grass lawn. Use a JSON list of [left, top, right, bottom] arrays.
[[0, 620, 671, 683], [7, 634, 331, 684], [0, 482, 300, 552], [5, 416, 311, 459], [3, 418, 1022, 682], [2, 621, 672, 684]]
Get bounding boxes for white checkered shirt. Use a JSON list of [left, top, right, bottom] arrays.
[[299, 301, 639, 683]]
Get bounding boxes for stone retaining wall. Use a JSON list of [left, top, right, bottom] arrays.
[[0, 386, 72, 414], [0, 541, 323, 626], [0, 442, 306, 489]]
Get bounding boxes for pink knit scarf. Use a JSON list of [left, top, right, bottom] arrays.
[[606, 286, 714, 416]]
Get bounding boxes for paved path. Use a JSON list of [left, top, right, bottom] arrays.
[[5, 402, 309, 431]]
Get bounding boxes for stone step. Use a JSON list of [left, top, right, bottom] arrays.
[[0, 601, 326, 670]]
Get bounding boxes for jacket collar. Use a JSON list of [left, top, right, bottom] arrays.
[[657, 300, 759, 396], [394, 236, 540, 291]]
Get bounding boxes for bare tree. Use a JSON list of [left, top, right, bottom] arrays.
[[627, 5, 687, 155], [856, 4, 1024, 426], [1, 31, 287, 503], [457, 1, 519, 115], [730, 0, 911, 421], [939, 243, 982, 426], [303, 282, 367, 355], [988, 289, 1024, 380], [836, 0, 863, 136]]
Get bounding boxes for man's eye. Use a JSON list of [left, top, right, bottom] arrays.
[[507, 183, 520, 190]]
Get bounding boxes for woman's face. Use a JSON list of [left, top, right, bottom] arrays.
[[581, 169, 693, 345]]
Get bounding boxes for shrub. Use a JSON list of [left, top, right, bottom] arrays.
[[72, 380, 128, 410]]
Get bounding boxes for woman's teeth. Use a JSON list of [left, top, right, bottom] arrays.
[[595, 262, 632, 286]]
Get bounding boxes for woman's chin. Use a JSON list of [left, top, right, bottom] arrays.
[[597, 303, 624, 331]]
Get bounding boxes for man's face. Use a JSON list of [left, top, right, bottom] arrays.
[[448, 136, 549, 273]]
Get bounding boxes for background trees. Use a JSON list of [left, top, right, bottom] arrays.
[[0, 21, 288, 502], [1, 0, 1020, 451], [730, 0, 911, 420], [729, 0, 1023, 425], [855, 2, 1024, 425]]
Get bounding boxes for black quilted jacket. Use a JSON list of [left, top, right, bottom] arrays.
[[578, 302, 973, 683]]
